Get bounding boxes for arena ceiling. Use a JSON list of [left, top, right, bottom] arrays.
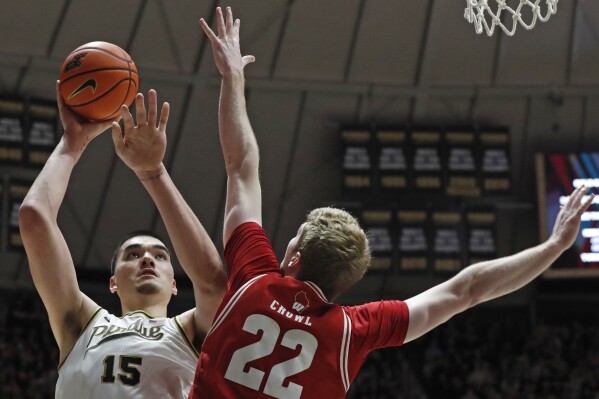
[[1, 0, 599, 295]]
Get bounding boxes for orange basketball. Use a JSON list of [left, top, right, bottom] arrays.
[[59, 41, 139, 121]]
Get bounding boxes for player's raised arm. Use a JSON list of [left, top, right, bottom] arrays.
[[200, 7, 259, 246], [18, 81, 112, 360], [111, 90, 226, 335], [404, 185, 594, 344]]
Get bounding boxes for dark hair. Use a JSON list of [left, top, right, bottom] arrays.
[[110, 230, 169, 275]]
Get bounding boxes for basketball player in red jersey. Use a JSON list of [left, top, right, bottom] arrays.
[[190, 7, 593, 399]]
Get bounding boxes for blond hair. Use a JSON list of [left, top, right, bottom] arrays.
[[296, 207, 371, 300]]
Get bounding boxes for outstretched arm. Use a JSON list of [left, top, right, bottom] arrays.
[[200, 7, 258, 246], [111, 91, 226, 335], [404, 185, 594, 343], [19, 81, 113, 360]]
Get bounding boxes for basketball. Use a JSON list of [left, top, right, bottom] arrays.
[[59, 41, 139, 121]]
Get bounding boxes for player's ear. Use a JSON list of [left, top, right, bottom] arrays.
[[171, 279, 178, 296], [109, 276, 118, 294], [288, 252, 301, 269]]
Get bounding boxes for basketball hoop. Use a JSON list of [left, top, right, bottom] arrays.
[[464, 0, 559, 36]]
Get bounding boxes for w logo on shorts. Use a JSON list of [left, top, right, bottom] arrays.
[[292, 291, 309, 313]]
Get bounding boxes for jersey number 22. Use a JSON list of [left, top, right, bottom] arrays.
[[224, 314, 318, 399]]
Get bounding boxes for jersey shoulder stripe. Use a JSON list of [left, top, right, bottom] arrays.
[[174, 315, 200, 358], [339, 309, 352, 391], [207, 274, 266, 337], [304, 281, 329, 302]]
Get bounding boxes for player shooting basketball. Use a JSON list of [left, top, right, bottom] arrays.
[[189, 7, 594, 398], [19, 83, 226, 398]]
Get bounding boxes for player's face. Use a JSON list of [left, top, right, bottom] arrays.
[[111, 236, 176, 298], [280, 223, 306, 275]]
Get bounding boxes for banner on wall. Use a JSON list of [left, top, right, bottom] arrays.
[[397, 209, 429, 272], [480, 128, 511, 195], [375, 129, 409, 194], [411, 128, 443, 193], [465, 208, 497, 265], [361, 208, 393, 272], [26, 99, 58, 168], [431, 210, 463, 273], [341, 129, 372, 192], [445, 129, 480, 197], [0, 98, 26, 166]]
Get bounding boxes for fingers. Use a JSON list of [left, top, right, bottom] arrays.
[[56, 80, 73, 123], [111, 122, 125, 152], [242, 55, 255, 68], [216, 7, 226, 37], [201, 7, 240, 40], [577, 186, 589, 207], [578, 190, 595, 216], [226, 7, 234, 34], [121, 91, 161, 131], [572, 186, 587, 207], [121, 105, 135, 131], [55, 80, 66, 109], [158, 102, 170, 132], [199, 18, 217, 42], [135, 93, 147, 126], [565, 185, 585, 210], [148, 89, 157, 127], [565, 185, 594, 216], [581, 194, 595, 213]]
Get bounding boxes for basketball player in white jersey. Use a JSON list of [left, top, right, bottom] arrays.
[[19, 83, 226, 398]]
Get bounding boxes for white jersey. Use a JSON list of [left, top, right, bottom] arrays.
[[56, 309, 198, 399]]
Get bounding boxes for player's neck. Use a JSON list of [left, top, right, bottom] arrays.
[[121, 297, 168, 318]]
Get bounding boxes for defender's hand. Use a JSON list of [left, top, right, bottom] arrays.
[[550, 185, 594, 249], [199, 7, 255, 78]]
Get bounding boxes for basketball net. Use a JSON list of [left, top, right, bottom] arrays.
[[464, 0, 559, 36]]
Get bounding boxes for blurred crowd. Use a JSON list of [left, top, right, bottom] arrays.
[[0, 292, 57, 399], [349, 308, 599, 399], [415, 315, 599, 398], [1, 291, 598, 398]]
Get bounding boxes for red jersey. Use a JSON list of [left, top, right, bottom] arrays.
[[189, 222, 409, 399]]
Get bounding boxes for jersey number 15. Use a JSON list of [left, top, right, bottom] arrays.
[[101, 355, 142, 386]]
